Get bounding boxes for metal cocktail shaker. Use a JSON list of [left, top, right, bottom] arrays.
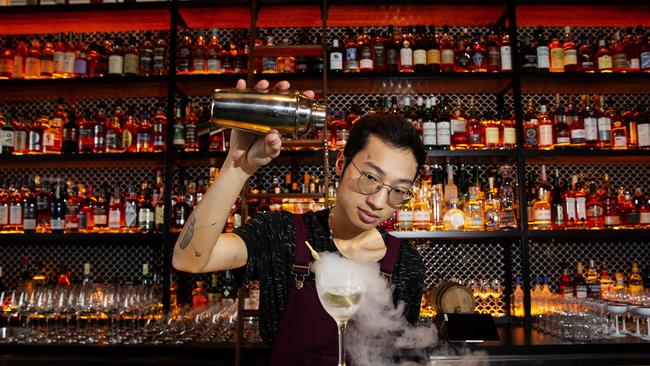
[[210, 88, 326, 138]]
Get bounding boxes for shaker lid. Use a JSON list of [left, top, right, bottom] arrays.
[[310, 101, 326, 130]]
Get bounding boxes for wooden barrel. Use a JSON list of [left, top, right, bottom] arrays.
[[430, 281, 475, 315]]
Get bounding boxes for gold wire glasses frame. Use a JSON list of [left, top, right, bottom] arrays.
[[349, 161, 414, 207]]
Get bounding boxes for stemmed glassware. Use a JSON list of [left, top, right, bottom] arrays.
[[316, 272, 364, 366]]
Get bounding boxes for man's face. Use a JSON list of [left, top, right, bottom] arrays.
[[335, 135, 418, 232]]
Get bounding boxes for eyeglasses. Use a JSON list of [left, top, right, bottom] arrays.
[[349, 161, 414, 207]]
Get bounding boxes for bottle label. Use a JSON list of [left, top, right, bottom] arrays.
[[108, 55, 124, 75], [584, 117, 598, 142], [0, 206, 8, 225], [25, 57, 40, 76], [426, 49, 441, 65], [40, 55, 54, 75], [125, 203, 138, 227], [53, 51, 65, 73], [414, 210, 430, 222], [576, 285, 588, 299], [485, 127, 499, 145], [525, 124, 538, 147], [536, 46, 550, 69], [538, 124, 553, 146], [534, 209, 551, 221], [13, 56, 24, 78], [550, 48, 564, 70], [488, 47, 500, 68], [637, 124, 650, 147], [397, 210, 413, 222], [570, 128, 586, 141], [614, 135, 627, 148], [503, 127, 516, 146], [556, 135, 570, 145], [155, 205, 164, 225], [43, 131, 56, 147], [576, 197, 587, 220], [436, 121, 451, 146], [1, 130, 15, 149], [565, 197, 577, 221], [469, 131, 482, 144], [441, 49, 454, 65], [387, 49, 398, 65], [598, 55, 612, 70], [400, 48, 413, 67], [50, 218, 65, 231], [641, 51, 650, 70], [94, 213, 108, 226], [422, 121, 436, 146], [345, 48, 359, 70], [207, 58, 221, 72], [471, 52, 484, 68], [109, 210, 122, 229], [613, 53, 627, 69], [563, 49, 577, 66], [106, 130, 121, 151], [124, 54, 139, 74], [640, 212, 650, 224], [330, 52, 343, 71], [153, 52, 165, 71], [372, 44, 385, 67], [500, 45, 512, 70], [9, 205, 22, 225], [63, 52, 75, 74], [450, 119, 466, 134], [413, 49, 426, 66], [629, 58, 640, 71], [23, 218, 36, 231], [29, 131, 42, 152], [139, 209, 154, 225], [604, 215, 620, 226], [597, 117, 611, 141], [359, 58, 373, 70]]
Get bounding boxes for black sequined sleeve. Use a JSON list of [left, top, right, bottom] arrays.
[[393, 244, 425, 325]]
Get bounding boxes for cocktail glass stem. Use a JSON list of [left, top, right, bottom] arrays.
[[337, 321, 347, 366]]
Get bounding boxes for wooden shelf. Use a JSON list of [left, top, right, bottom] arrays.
[[0, 76, 168, 101], [0, 2, 171, 35], [520, 72, 650, 95]]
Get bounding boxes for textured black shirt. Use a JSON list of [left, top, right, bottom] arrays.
[[233, 208, 425, 345]]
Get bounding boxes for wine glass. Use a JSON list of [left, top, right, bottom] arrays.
[[316, 272, 364, 366]]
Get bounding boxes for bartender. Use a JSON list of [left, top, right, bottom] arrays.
[[172, 79, 426, 366]]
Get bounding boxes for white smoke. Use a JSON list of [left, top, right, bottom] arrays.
[[312, 252, 438, 366]]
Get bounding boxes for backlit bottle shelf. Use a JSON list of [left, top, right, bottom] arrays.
[[527, 229, 650, 239], [389, 230, 521, 240], [0, 233, 163, 241]]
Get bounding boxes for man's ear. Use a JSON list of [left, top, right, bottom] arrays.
[[335, 151, 346, 177]]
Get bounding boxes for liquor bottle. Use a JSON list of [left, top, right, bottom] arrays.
[[24, 38, 41, 79], [611, 31, 628, 73], [11, 114, 27, 155], [153, 31, 167, 75], [620, 189, 638, 227], [192, 33, 208, 73], [599, 264, 615, 297], [534, 26, 550, 72], [64, 184, 80, 233], [512, 276, 524, 316], [81, 262, 93, 289], [443, 164, 458, 206], [623, 105, 638, 149], [537, 102, 554, 150], [497, 164, 517, 229], [586, 182, 604, 229], [28, 116, 45, 154], [422, 97, 436, 150], [523, 99, 539, 149], [13, 37, 27, 80], [207, 273, 222, 306], [574, 262, 588, 299], [77, 112, 94, 154], [0, 39, 15, 79], [122, 182, 138, 233], [500, 27, 512, 72], [344, 28, 359, 73], [411, 26, 427, 73], [7, 179, 23, 232], [171, 181, 190, 232], [561, 26, 578, 72], [483, 174, 499, 230], [450, 98, 468, 149], [398, 26, 414, 73], [50, 182, 66, 234], [105, 112, 123, 154], [396, 193, 413, 231], [463, 185, 484, 230], [329, 39, 343, 73], [177, 32, 192, 74], [245, 281, 261, 311], [93, 105, 108, 154], [235, 32, 250, 74], [0, 180, 9, 232], [139, 32, 154, 76], [138, 187, 155, 233], [34, 176, 51, 233], [487, 27, 502, 72], [595, 95, 612, 149], [531, 185, 551, 230], [641, 32, 650, 72], [611, 104, 628, 150], [21, 178, 36, 234], [426, 26, 441, 73], [567, 96, 586, 147], [85, 42, 102, 77], [107, 38, 124, 76], [184, 103, 199, 152], [573, 178, 587, 228], [585, 259, 600, 299], [385, 26, 400, 73], [191, 281, 209, 309], [78, 184, 95, 233], [596, 36, 613, 73], [412, 186, 432, 231], [40, 36, 54, 78], [520, 36, 537, 72], [455, 28, 472, 72], [61, 33, 76, 78], [92, 184, 108, 231], [62, 103, 80, 154], [123, 36, 140, 77], [467, 100, 485, 149], [371, 29, 387, 73], [43, 98, 65, 154], [558, 266, 574, 298], [358, 27, 374, 72], [549, 31, 564, 73], [443, 198, 465, 230], [483, 112, 500, 149], [550, 170, 565, 229], [206, 29, 222, 74], [578, 35, 595, 73], [553, 95, 570, 148], [435, 97, 451, 150], [55, 265, 71, 288], [108, 183, 124, 232], [221, 270, 238, 305], [561, 182, 576, 228], [440, 26, 455, 73], [136, 112, 153, 153], [626, 27, 641, 72], [500, 111, 516, 149], [628, 262, 644, 294], [1, 114, 15, 155], [154, 184, 165, 233]]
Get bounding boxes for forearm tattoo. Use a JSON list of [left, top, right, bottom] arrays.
[[179, 216, 196, 249]]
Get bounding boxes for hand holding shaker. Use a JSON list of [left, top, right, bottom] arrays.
[[210, 88, 326, 139]]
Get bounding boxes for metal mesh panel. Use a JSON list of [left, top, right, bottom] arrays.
[[0, 30, 168, 51], [183, 28, 245, 44], [328, 26, 492, 44], [518, 26, 634, 45], [0, 97, 167, 119], [0, 239, 158, 290], [520, 94, 650, 111], [529, 238, 650, 292]]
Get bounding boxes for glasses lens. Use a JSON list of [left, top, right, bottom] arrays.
[[358, 173, 382, 195], [389, 187, 413, 206]]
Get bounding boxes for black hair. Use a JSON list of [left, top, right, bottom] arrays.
[[342, 114, 426, 181]]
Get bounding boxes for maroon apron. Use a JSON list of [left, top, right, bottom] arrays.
[[270, 214, 401, 366]]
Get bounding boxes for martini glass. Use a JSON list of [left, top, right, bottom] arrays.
[[316, 272, 364, 366]]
